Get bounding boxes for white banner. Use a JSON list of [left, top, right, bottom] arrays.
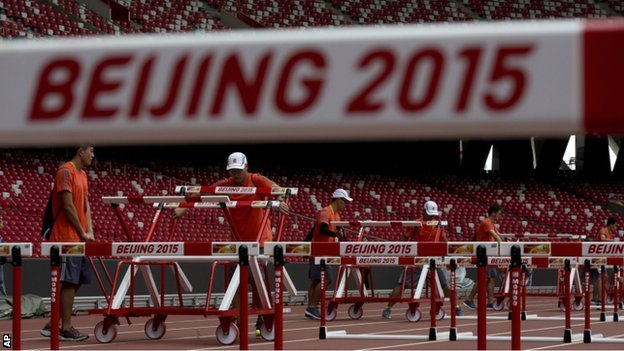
[[340, 242, 417, 256], [582, 243, 624, 256], [0, 21, 585, 145], [112, 242, 184, 256], [356, 257, 398, 265]]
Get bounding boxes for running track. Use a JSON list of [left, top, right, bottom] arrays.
[[4, 297, 624, 350]]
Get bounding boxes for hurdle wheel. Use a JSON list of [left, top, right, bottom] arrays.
[[347, 305, 364, 320], [259, 322, 275, 341], [436, 308, 446, 320], [492, 299, 506, 311], [572, 300, 584, 311], [326, 307, 337, 321], [144, 318, 166, 340], [94, 321, 118, 343], [405, 308, 422, 322], [215, 322, 239, 345]]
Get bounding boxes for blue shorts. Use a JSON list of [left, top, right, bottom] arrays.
[[60, 256, 92, 285], [398, 267, 447, 287], [308, 259, 336, 283]]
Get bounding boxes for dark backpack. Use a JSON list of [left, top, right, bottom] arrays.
[[40, 192, 61, 241], [304, 224, 315, 242]]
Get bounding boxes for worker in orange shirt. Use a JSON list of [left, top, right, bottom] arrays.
[[305, 189, 352, 320], [173, 152, 289, 335], [41, 145, 95, 342], [592, 217, 618, 303], [173, 152, 288, 244], [463, 205, 503, 310], [382, 201, 463, 319]]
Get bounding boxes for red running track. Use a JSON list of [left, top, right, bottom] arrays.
[[3, 297, 624, 350]]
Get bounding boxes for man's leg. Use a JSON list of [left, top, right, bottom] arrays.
[[308, 281, 320, 308], [487, 278, 496, 304], [593, 276, 602, 302], [463, 284, 478, 310], [386, 284, 402, 309], [60, 283, 78, 331]]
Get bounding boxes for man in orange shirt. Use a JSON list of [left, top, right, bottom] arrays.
[[172, 152, 288, 335], [463, 205, 503, 310], [382, 201, 463, 319], [173, 152, 288, 244], [597, 217, 617, 242], [591, 217, 618, 303], [41, 145, 95, 341], [305, 189, 352, 320]]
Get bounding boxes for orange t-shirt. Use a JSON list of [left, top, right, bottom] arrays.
[[214, 173, 273, 246], [596, 227, 614, 241], [312, 206, 341, 242], [50, 162, 89, 242], [476, 218, 498, 242], [404, 217, 447, 242]]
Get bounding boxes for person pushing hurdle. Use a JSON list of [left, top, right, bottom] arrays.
[[172, 152, 289, 335]]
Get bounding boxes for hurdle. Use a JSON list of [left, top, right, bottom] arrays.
[[265, 240, 468, 342], [328, 220, 449, 323], [41, 241, 281, 349], [0, 242, 32, 350], [100, 187, 298, 345], [265, 241, 624, 350]]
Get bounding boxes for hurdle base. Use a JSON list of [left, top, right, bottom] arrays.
[[320, 326, 327, 340], [613, 313, 619, 322], [564, 329, 572, 343], [584, 330, 592, 343], [600, 312, 606, 322], [429, 327, 437, 341], [521, 311, 527, 320], [449, 328, 457, 341]]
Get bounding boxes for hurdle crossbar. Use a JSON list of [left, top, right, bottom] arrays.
[[331, 220, 448, 227], [175, 185, 298, 196], [103, 195, 230, 204], [154, 200, 283, 209]]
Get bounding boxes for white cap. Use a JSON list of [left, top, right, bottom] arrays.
[[424, 201, 439, 216], [226, 152, 247, 170], [332, 188, 353, 202]]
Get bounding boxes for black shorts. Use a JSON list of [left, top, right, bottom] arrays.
[[308, 258, 336, 283], [60, 256, 92, 285]]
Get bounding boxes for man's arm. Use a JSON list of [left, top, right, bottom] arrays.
[[489, 229, 503, 242], [60, 191, 93, 242], [402, 228, 414, 242], [258, 175, 290, 215], [84, 194, 94, 241], [319, 223, 340, 238], [600, 230, 614, 242]]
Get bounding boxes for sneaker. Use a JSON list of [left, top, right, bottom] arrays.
[[591, 300, 601, 306], [486, 303, 494, 310], [40, 323, 51, 337], [455, 307, 464, 316], [255, 316, 264, 337], [463, 300, 476, 310], [305, 307, 321, 320], [382, 307, 392, 319], [59, 326, 89, 342]]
